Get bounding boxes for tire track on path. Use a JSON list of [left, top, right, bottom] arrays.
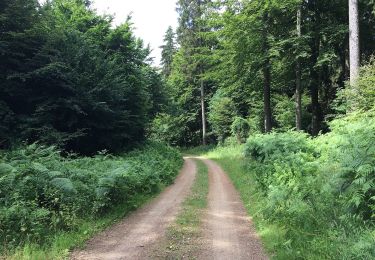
[[198, 158, 268, 260], [71, 158, 197, 260]]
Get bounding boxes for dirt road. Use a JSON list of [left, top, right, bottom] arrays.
[[71, 157, 268, 260], [71, 158, 197, 260], [199, 158, 268, 260]]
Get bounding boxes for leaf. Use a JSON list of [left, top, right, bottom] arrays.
[[49, 171, 64, 178], [0, 163, 15, 176], [32, 162, 48, 173], [50, 178, 77, 194], [98, 176, 116, 187]]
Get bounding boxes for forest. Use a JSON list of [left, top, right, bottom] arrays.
[[0, 0, 374, 259]]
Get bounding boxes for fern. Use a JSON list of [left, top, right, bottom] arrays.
[[0, 142, 182, 248], [50, 178, 77, 194], [0, 163, 14, 176]]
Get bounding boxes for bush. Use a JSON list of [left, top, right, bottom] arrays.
[[231, 117, 250, 144], [0, 143, 183, 250], [316, 111, 375, 220], [244, 131, 314, 162], [345, 58, 375, 111], [243, 112, 375, 258]]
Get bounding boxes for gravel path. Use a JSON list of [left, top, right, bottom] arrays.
[[71, 157, 268, 260], [71, 158, 197, 260], [198, 158, 268, 260]]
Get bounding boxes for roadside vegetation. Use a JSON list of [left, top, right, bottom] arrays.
[[0, 143, 183, 259], [204, 110, 375, 259], [172, 4, 375, 255], [153, 160, 209, 259], [0, 1, 184, 258], [1, 0, 375, 259]]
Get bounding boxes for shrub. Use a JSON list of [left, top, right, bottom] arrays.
[[273, 94, 311, 131], [244, 131, 314, 163], [345, 58, 375, 111], [231, 117, 250, 144], [148, 113, 189, 146], [242, 112, 375, 258], [316, 111, 375, 221], [0, 142, 183, 249]]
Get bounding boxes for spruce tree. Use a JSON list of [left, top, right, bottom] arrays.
[[175, 0, 213, 145], [160, 26, 176, 77]]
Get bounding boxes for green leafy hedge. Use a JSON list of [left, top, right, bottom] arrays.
[[0, 143, 183, 249]]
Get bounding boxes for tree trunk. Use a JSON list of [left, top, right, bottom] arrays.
[[295, 5, 302, 131], [200, 78, 207, 145], [349, 0, 360, 87], [263, 60, 272, 133], [196, 0, 206, 145], [308, 2, 322, 136], [262, 13, 272, 133], [310, 39, 321, 136]]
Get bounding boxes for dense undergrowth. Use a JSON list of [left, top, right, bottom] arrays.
[[0, 142, 183, 257], [206, 111, 375, 259]]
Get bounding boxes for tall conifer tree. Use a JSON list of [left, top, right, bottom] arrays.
[[160, 26, 176, 77]]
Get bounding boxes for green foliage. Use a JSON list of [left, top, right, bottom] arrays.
[[245, 131, 314, 162], [148, 113, 193, 146], [165, 0, 375, 142], [273, 94, 311, 131], [273, 95, 295, 131], [208, 93, 237, 143], [240, 111, 375, 258], [0, 0, 168, 154], [204, 113, 375, 258], [162, 48, 206, 146], [230, 117, 250, 144], [342, 58, 375, 112], [0, 143, 183, 251], [244, 131, 316, 190], [160, 26, 176, 77], [157, 0, 220, 146], [317, 112, 375, 221]]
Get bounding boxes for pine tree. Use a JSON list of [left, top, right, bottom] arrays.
[[175, 0, 213, 145], [160, 26, 176, 77]]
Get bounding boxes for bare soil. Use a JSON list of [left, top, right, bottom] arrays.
[[71, 158, 197, 260], [71, 157, 268, 260], [198, 158, 268, 260]]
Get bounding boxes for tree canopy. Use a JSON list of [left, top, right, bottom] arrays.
[[0, 0, 167, 154], [155, 0, 375, 146]]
